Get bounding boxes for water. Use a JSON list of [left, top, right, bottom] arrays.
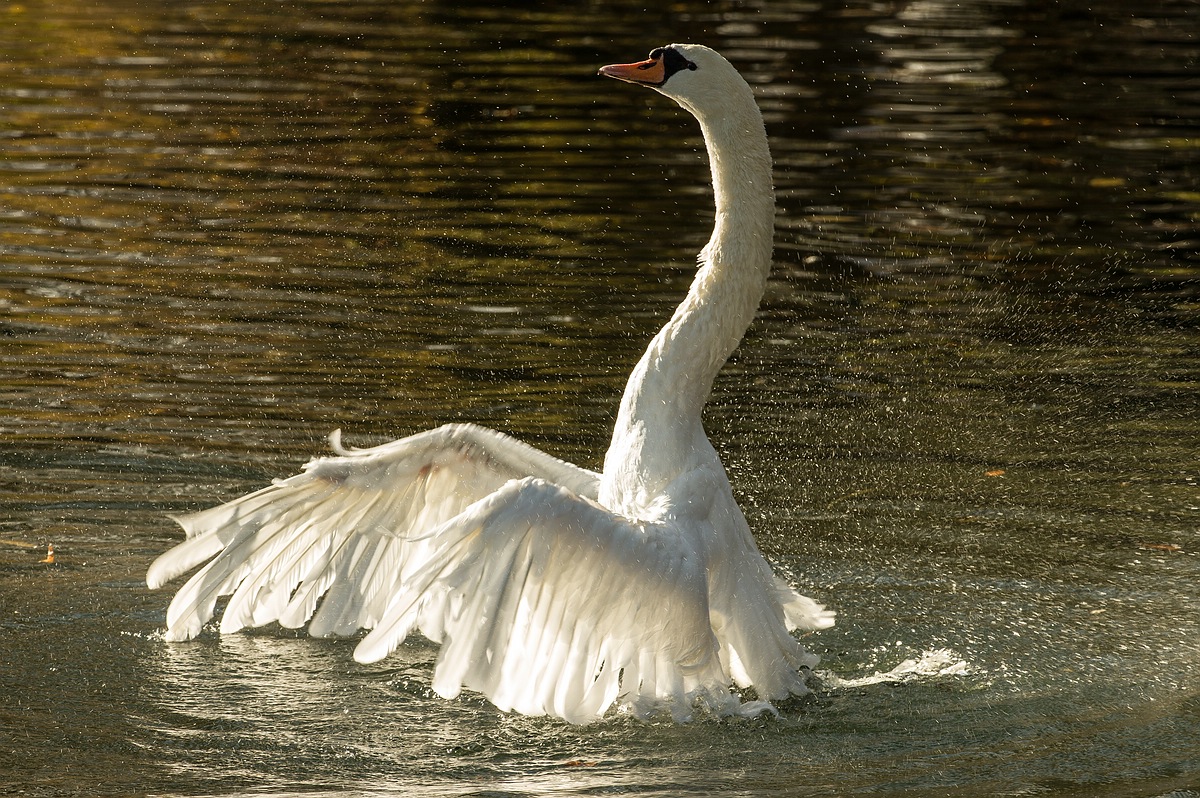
[[1, 1, 1198, 795]]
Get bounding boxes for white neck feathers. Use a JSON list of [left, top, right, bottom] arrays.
[[600, 68, 774, 511]]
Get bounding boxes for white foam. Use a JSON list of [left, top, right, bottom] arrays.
[[819, 648, 971, 688]]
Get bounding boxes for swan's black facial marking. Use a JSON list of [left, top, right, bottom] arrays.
[[647, 46, 698, 86], [596, 46, 697, 88]]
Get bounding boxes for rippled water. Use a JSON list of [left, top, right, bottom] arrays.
[[2, 1, 1198, 796]]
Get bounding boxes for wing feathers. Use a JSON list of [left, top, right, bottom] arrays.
[[351, 478, 729, 722], [148, 423, 829, 722], [149, 424, 599, 645]]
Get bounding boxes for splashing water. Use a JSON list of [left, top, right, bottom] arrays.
[[820, 649, 972, 689]]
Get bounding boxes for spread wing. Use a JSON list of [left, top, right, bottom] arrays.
[[349, 477, 734, 724], [147, 423, 599, 643]]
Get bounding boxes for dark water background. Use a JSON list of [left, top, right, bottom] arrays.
[[1, 1, 1198, 796]]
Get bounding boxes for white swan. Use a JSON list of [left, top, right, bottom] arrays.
[[147, 44, 834, 724]]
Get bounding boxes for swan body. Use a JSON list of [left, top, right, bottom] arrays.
[[147, 44, 833, 724]]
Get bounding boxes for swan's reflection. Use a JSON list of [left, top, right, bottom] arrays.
[[144, 632, 669, 794]]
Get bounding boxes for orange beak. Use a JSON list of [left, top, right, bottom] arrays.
[[598, 56, 666, 86]]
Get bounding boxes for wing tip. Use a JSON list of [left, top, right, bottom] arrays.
[[352, 635, 392, 665], [146, 547, 184, 590], [160, 624, 198, 642], [167, 510, 203, 539], [328, 428, 351, 456], [787, 596, 836, 632]]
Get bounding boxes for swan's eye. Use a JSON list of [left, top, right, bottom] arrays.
[[659, 47, 698, 80], [647, 47, 695, 70]]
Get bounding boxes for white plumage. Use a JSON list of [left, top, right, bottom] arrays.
[[147, 44, 834, 724]]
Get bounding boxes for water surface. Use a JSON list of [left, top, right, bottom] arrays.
[[2, 1, 1198, 796]]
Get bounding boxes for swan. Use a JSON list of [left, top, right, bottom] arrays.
[[146, 43, 834, 724]]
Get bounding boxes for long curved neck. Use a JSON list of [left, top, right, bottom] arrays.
[[600, 87, 774, 510], [635, 108, 774, 420]]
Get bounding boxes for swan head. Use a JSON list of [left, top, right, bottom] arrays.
[[598, 44, 753, 119]]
